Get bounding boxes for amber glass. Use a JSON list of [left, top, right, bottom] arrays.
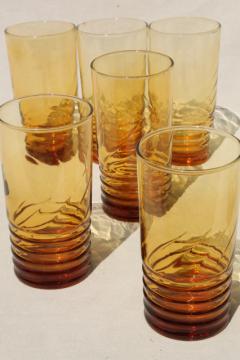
[[0, 95, 92, 289], [92, 50, 173, 221], [149, 18, 221, 164], [78, 18, 147, 162], [137, 127, 240, 340], [5, 21, 77, 97]]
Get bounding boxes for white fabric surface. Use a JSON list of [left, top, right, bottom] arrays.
[[0, 0, 240, 359]]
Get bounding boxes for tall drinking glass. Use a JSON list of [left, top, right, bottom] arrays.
[[0, 95, 92, 289], [137, 127, 240, 340], [149, 17, 221, 164], [92, 50, 173, 221], [5, 21, 77, 97], [78, 18, 147, 162]]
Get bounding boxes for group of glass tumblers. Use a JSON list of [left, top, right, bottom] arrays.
[[0, 17, 239, 341]]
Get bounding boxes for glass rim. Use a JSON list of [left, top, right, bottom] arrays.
[[5, 20, 76, 38], [78, 17, 147, 37], [0, 94, 93, 133], [137, 126, 240, 175], [149, 17, 221, 36], [91, 50, 174, 79]]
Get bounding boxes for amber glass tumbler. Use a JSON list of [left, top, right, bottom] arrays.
[[92, 50, 173, 221], [5, 21, 77, 97], [78, 18, 147, 162], [0, 95, 92, 289], [149, 18, 221, 164], [137, 127, 240, 340]]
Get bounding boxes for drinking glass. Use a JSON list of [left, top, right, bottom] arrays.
[[137, 126, 240, 340], [78, 18, 147, 162], [0, 95, 92, 289], [5, 21, 77, 97], [92, 50, 173, 221], [149, 17, 221, 164]]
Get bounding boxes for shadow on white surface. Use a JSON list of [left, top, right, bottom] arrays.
[[90, 203, 139, 270], [230, 280, 240, 319]]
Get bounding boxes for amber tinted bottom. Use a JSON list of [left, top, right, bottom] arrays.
[[101, 189, 139, 222], [143, 273, 232, 340], [171, 129, 210, 166], [172, 148, 209, 166], [11, 230, 91, 289]]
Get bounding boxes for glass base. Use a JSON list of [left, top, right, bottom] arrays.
[[172, 128, 209, 166], [11, 229, 91, 289], [143, 275, 232, 340], [101, 190, 139, 222], [172, 147, 209, 166], [144, 297, 230, 340], [13, 256, 91, 289]]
